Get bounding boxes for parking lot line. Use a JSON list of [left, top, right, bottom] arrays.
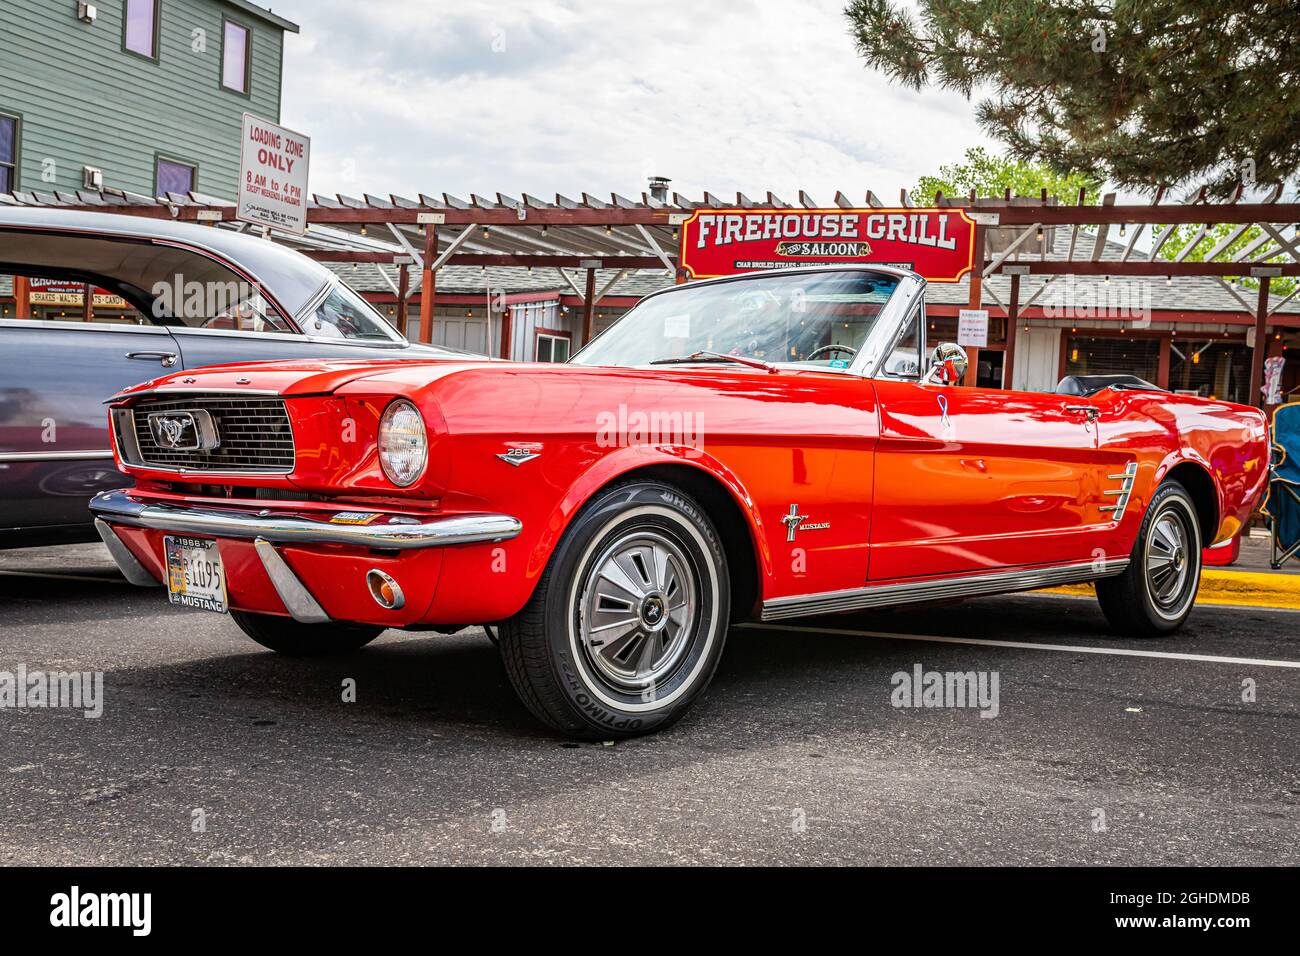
[[0, 569, 128, 585], [740, 623, 1300, 669]]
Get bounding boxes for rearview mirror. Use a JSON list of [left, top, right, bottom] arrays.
[[924, 342, 969, 385]]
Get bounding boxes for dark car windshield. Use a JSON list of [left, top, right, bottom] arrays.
[[571, 270, 902, 368]]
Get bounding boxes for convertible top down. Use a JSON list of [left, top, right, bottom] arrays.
[[90, 265, 1269, 737]]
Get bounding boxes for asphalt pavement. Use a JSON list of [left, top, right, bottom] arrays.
[[1, 543, 1296, 865]]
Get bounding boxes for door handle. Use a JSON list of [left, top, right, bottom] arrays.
[[1065, 405, 1101, 422], [126, 351, 178, 368]]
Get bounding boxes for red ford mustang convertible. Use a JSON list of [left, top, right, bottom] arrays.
[[90, 266, 1269, 737]]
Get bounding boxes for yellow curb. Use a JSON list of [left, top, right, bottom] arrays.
[[1040, 569, 1300, 610]]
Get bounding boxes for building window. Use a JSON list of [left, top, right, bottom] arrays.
[[155, 156, 196, 196], [1064, 334, 1161, 386], [222, 19, 251, 94], [536, 332, 571, 363], [0, 112, 18, 194], [1169, 339, 1251, 404], [123, 0, 159, 60]]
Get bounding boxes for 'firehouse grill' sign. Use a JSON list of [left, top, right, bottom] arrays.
[[679, 208, 977, 282]]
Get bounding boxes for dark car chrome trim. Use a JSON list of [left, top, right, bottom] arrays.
[[760, 559, 1130, 621], [94, 518, 161, 587], [0, 318, 173, 334], [89, 490, 522, 550], [0, 450, 115, 462]]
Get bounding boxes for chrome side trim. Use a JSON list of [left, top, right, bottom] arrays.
[[254, 538, 330, 624], [89, 490, 522, 550], [0, 450, 114, 462], [760, 559, 1130, 622], [0, 318, 172, 335], [1100, 462, 1139, 518], [94, 518, 161, 587]]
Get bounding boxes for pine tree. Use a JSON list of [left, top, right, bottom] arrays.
[[846, 0, 1300, 196]]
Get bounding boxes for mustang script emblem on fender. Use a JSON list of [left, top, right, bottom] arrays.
[[496, 445, 542, 467], [782, 504, 830, 542]]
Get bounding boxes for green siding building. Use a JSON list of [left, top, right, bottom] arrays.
[[0, 0, 298, 200]]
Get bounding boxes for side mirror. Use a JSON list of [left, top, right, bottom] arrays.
[[924, 342, 969, 385]]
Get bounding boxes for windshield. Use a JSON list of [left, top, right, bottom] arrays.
[[572, 270, 902, 368], [300, 280, 405, 343]]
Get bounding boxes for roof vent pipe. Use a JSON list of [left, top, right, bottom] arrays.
[[648, 176, 671, 203]]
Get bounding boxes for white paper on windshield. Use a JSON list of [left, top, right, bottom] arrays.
[[663, 313, 691, 338]]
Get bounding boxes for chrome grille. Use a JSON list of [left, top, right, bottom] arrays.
[[127, 395, 295, 473]]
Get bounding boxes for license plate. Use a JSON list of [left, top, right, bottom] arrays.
[[164, 535, 228, 614]]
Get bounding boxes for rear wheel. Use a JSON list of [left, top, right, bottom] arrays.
[[1096, 480, 1202, 637], [230, 610, 384, 656], [498, 480, 730, 739]]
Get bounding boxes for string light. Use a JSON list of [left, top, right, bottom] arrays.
[[1119, 223, 1126, 237], [483, 227, 491, 239], [360, 225, 368, 237]]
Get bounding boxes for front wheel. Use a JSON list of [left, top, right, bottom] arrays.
[[498, 480, 730, 739], [1096, 480, 1202, 637], [230, 610, 384, 656]]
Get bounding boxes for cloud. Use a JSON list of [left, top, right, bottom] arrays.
[[270, 0, 994, 203]]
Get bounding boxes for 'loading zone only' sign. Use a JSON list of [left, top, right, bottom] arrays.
[[238, 113, 311, 236], [679, 208, 977, 282]]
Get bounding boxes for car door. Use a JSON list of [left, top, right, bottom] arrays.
[[868, 378, 1119, 580], [0, 318, 180, 542]]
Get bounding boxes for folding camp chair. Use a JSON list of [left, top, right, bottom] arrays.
[[1263, 402, 1300, 569]]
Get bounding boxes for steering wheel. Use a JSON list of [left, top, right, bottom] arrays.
[[805, 343, 858, 361]]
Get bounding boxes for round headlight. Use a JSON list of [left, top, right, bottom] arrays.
[[378, 400, 427, 487]]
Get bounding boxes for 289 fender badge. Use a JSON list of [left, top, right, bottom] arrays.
[[497, 443, 543, 467]]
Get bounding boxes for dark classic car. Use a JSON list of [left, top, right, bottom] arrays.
[[0, 208, 463, 548]]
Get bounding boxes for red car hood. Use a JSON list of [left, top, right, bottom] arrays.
[[113, 357, 495, 400]]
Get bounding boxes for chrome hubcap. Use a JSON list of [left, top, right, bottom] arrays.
[[1146, 511, 1192, 609], [579, 530, 697, 690]]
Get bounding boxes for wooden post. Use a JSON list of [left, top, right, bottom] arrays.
[[1248, 276, 1271, 408], [1003, 272, 1020, 390], [14, 275, 29, 319], [582, 267, 597, 346], [82, 283, 94, 322], [418, 224, 437, 344], [499, 304, 513, 359], [1156, 334, 1172, 390], [395, 263, 409, 337], [963, 224, 984, 387]]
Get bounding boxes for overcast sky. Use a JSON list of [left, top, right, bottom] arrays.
[[265, 0, 994, 204]]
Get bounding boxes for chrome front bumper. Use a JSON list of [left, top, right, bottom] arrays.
[[90, 490, 523, 625], [89, 490, 522, 550]]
